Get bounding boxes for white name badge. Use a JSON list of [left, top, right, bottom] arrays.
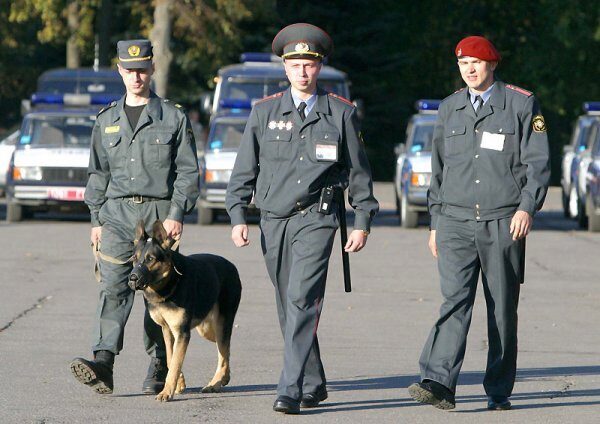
[[480, 131, 505, 151], [315, 143, 338, 161]]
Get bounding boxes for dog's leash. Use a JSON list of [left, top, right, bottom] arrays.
[[92, 238, 181, 283]]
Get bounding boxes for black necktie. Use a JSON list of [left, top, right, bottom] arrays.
[[298, 102, 307, 121], [474, 95, 483, 115]]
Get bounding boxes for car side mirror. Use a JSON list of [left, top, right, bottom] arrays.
[[353, 98, 365, 121], [394, 143, 406, 156], [199, 92, 213, 117]]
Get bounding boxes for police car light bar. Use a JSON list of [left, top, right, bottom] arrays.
[[240, 52, 281, 63], [31, 92, 121, 106], [583, 101, 600, 115], [415, 99, 441, 112], [219, 98, 252, 110]]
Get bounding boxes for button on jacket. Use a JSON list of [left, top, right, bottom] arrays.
[[428, 81, 550, 229], [226, 87, 379, 230], [85, 93, 199, 226]]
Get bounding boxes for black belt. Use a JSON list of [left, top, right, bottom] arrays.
[[120, 195, 164, 204]]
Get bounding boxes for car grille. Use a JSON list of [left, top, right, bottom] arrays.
[[41, 167, 88, 184]]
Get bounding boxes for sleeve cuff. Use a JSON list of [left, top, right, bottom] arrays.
[[90, 212, 101, 227], [518, 194, 537, 216], [228, 207, 247, 226], [167, 206, 184, 222], [430, 214, 439, 230], [353, 211, 371, 232]]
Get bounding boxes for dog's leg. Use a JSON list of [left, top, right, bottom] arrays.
[[161, 325, 186, 394], [156, 332, 190, 402], [202, 316, 231, 393]]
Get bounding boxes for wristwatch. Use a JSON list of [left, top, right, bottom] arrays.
[[361, 230, 370, 237]]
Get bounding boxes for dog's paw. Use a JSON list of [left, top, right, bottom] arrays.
[[175, 374, 186, 394], [201, 382, 223, 393], [155, 390, 173, 402]]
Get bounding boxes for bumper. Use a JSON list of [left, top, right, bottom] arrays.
[[406, 188, 428, 211], [11, 185, 86, 206]]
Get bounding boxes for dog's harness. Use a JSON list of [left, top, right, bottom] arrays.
[[92, 238, 181, 283]]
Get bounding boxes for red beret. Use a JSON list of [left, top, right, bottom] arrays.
[[455, 36, 501, 62]]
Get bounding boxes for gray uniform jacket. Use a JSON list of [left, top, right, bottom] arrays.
[[428, 81, 550, 230], [226, 87, 379, 230], [85, 93, 199, 226]]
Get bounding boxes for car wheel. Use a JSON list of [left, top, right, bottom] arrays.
[[568, 185, 579, 219], [561, 189, 570, 218], [6, 201, 23, 222], [578, 194, 588, 229], [394, 186, 401, 216], [588, 196, 600, 232], [400, 195, 419, 228], [197, 204, 214, 225]]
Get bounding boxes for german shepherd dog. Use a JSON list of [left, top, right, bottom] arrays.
[[128, 220, 242, 402]]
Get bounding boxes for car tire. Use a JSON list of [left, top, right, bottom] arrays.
[[587, 196, 599, 232], [561, 189, 570, 218], [197, 204, 214, 225], [6, 201, 23, 222], [400, 195, 419, 228], [394, 186, 401, 216], [568, 185, 579, 219], [577, 194, 588, 228]]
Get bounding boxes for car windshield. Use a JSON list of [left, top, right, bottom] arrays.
[[207, 121, 246, 151], [221, 79, 347, 101], [409, 123, 434, 153], [20, 116, 95, 148], [39, 79, 125, 95]]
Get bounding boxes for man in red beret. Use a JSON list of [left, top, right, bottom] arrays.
[[408, 35, 550, 411]]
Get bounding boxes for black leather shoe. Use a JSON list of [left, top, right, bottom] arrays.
[[487, 396, 511, 410], [408, 380, 456, 410], [273, 396, 300, 414], [142, 357, 168, 394], [300, 388, 328, 408], [70, 357, 114, 394]]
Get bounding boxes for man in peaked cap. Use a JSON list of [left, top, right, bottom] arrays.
[[226, 23, 378, 414], [408, 35, 550, 411], [70, 39, 199, 396]]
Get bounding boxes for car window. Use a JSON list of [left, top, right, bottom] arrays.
[[207, 122, 246, 151], [39, 79, 125, 95], [592, 126, 600, 156], [20, 116, 95, 148], [221, 78, 347, 101], [409, 123, 434, 153]]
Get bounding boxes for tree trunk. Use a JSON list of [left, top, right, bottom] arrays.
[[66, 1, 80, 68], [96, 0, 112, 67], [149, 0, 173, 98]]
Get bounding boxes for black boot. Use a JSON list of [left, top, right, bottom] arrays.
[[70, 350, 114, 394], [142, 357, 168, 394]]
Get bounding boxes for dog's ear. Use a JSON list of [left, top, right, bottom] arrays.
[[152, 220, 173, 250], [134, 220, 147, 245]]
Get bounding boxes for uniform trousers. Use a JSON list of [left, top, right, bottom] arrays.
[[419, 214, 524, 397], [91, 198, 169, 358], [260, 204, 338, 400]]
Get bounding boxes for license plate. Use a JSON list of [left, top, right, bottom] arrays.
[[47, 188, 85, 201]]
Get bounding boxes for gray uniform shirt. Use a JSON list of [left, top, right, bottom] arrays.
[[428, 81, 550, 229], [85, 93, 199, 226], [226, 87, 379, 230]]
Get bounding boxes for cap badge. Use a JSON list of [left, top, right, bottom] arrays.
[[268, 121, 277, 129], [295, 42, 310, 53], [128, 45, 141, 57]]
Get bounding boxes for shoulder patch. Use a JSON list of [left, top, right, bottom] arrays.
[[255, 91, 284, 104], [328, 92, 354, 107], [532, 115, 547, 133], [506, 84, 533, 97], [453, 87, 465, 94], [97, 101, 116, 117]]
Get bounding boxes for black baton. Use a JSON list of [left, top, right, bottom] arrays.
[[336, 190, 352, 293]]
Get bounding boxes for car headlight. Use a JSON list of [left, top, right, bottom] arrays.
[[204, 169, 232, 183], [410, 172, 431, 187], [13, 166, 43, 181]]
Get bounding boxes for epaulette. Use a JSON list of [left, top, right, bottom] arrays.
[[328, 92, 354, 107], [97, 101, 116, 117], [453, 87, 465, 94], [256, 91, 284, 104], [506, 84, 532, 97]]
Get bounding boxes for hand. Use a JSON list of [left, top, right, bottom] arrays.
[[344, 230, 368, 252], [231, 224, 249, 247], [428, 230, 437, 258], [510, 210, 533, 240], [91, 226, 102, 248], [163, 219, 183, 240]]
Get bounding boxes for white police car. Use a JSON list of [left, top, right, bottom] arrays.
[[393, 100, 438, 228], [6, 92, 120, 221]]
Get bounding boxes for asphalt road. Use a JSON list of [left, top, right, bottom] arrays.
[[0, 184, 598, 423]]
